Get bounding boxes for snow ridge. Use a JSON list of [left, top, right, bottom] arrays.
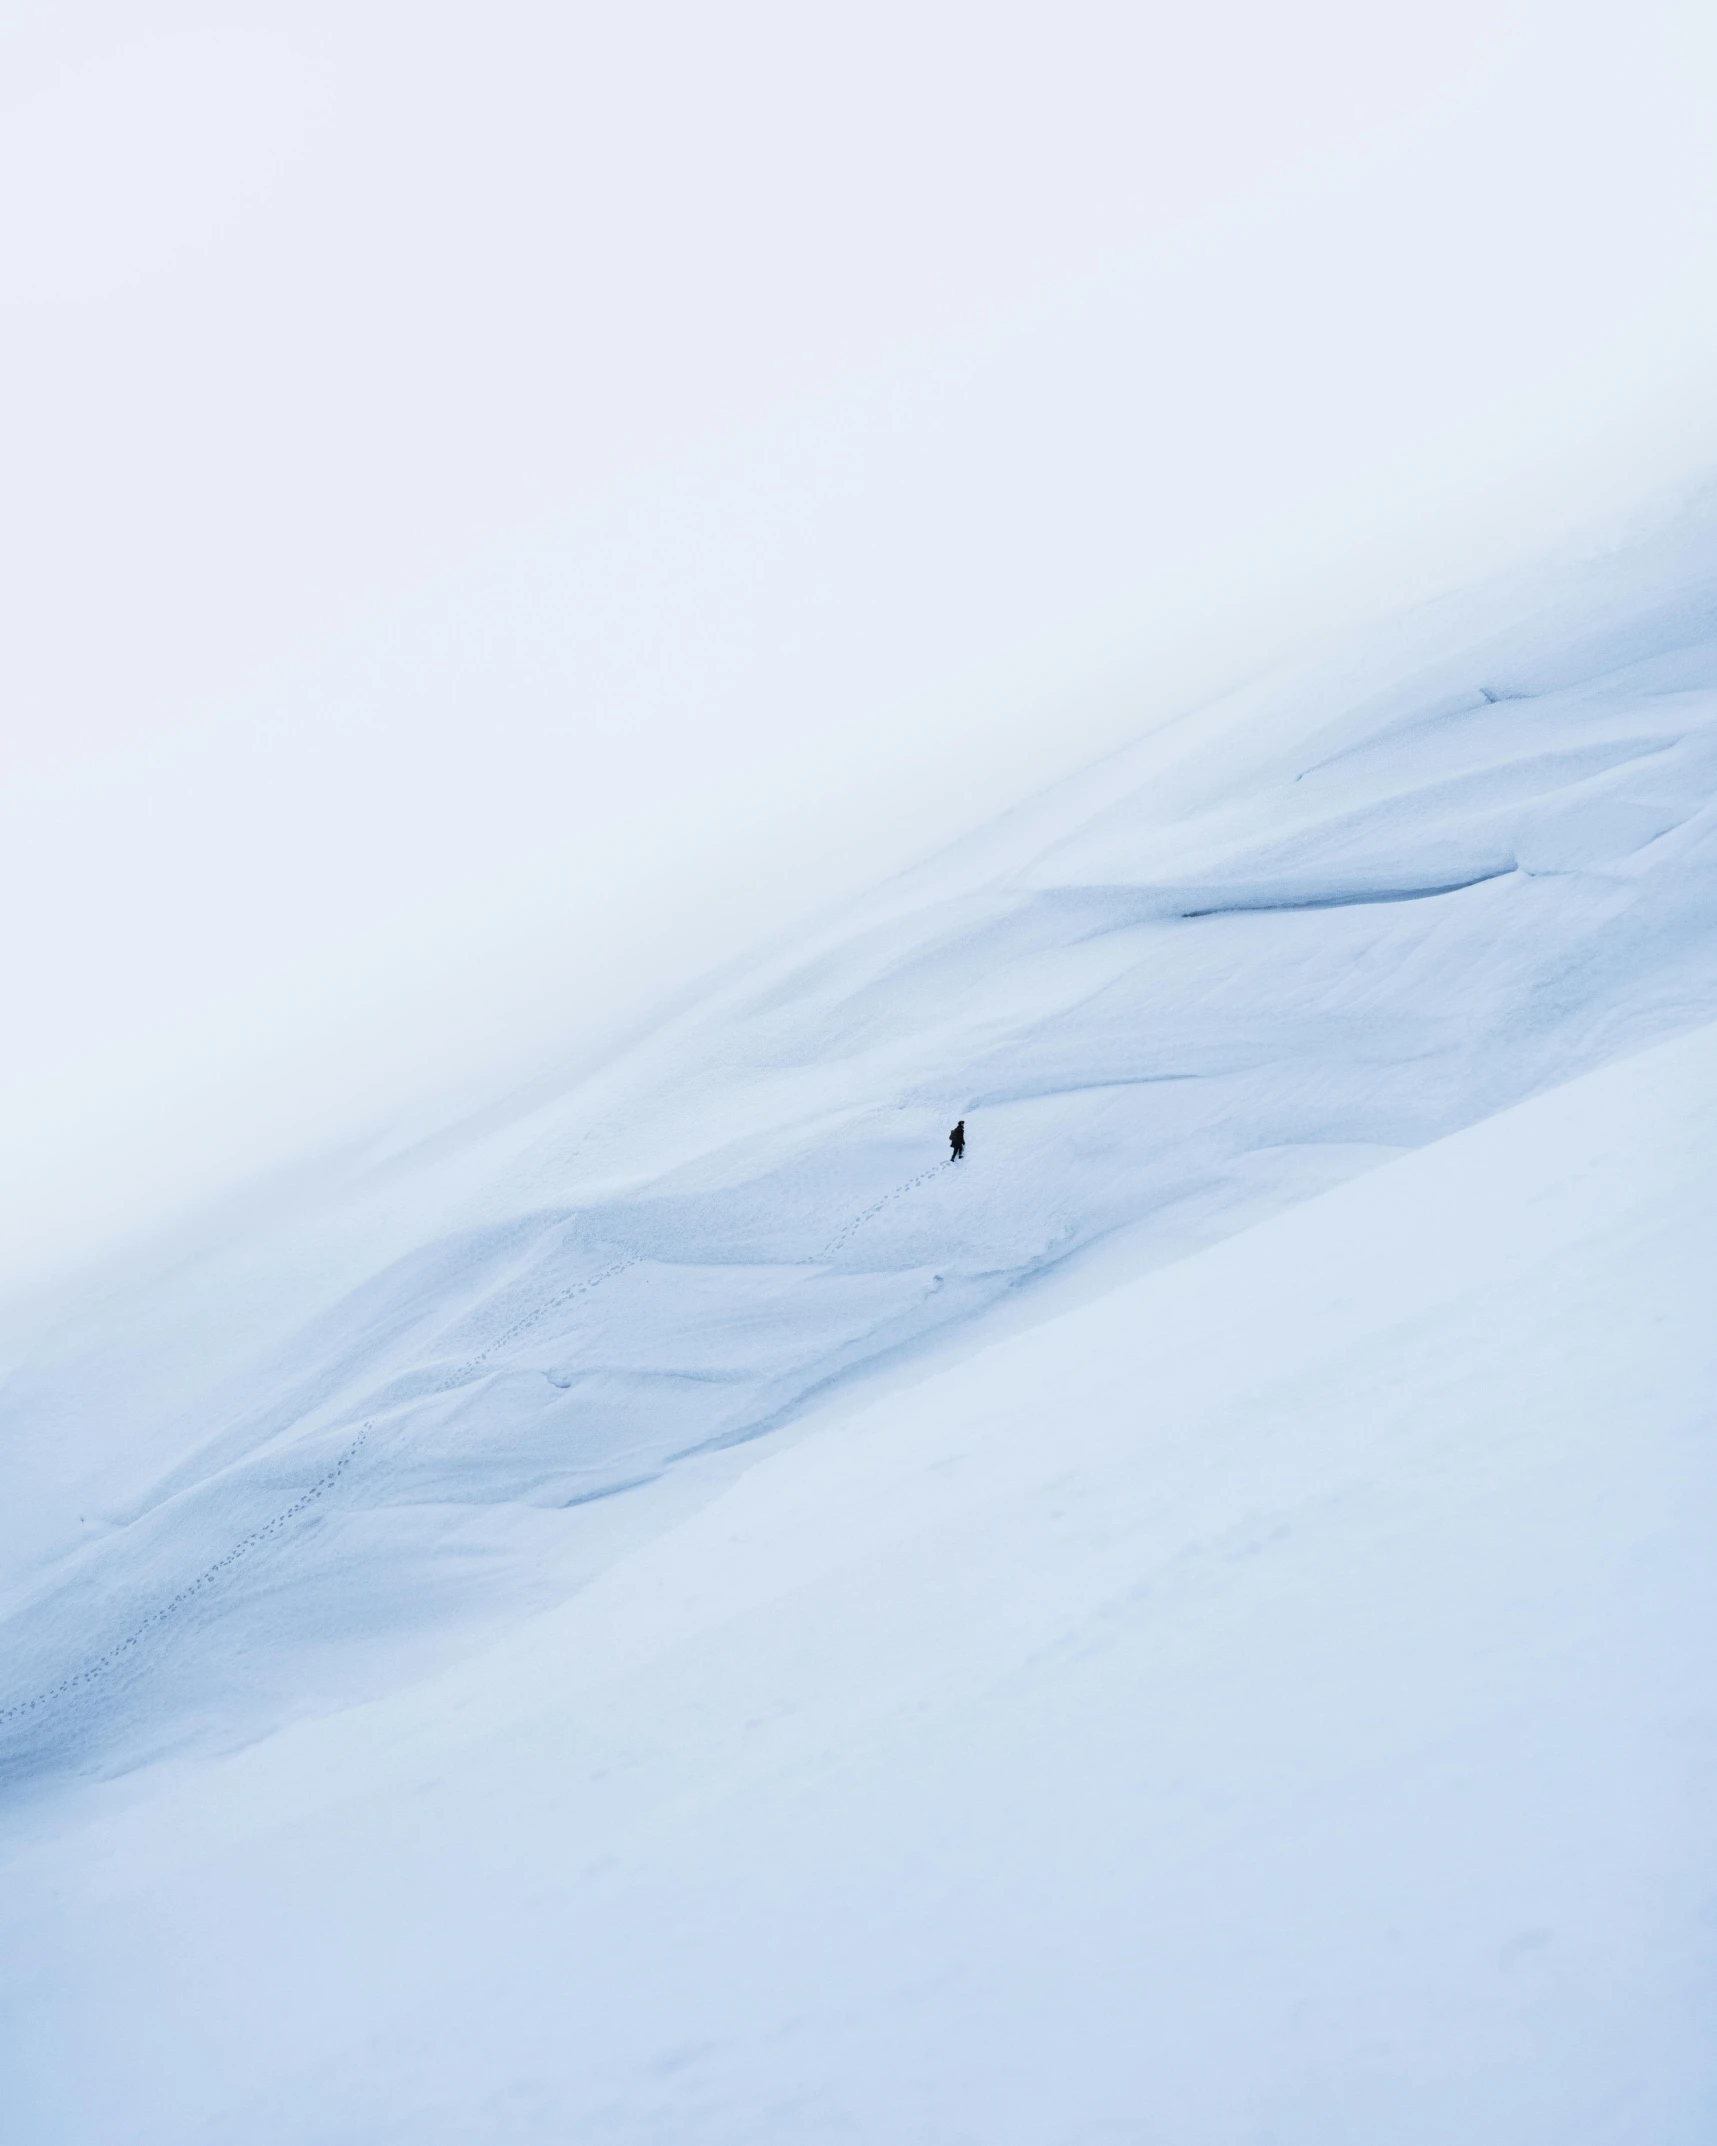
[[5, 514, 1717, 1787], [0, 1421, 370, 1733]]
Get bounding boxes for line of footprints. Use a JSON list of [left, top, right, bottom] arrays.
[[3, 1160, 956, 1734], [0, 1421, 372, 1732]]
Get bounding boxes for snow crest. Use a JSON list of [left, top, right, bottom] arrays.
[[5, 519, 1717, 1785]]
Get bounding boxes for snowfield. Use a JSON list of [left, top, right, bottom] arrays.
[[3, 509, 1716, 2140]]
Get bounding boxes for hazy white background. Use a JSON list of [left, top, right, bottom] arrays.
[[3, 0, 1716, 1290]]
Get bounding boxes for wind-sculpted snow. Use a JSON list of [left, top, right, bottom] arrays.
[[6, 519, 1717, 1783]]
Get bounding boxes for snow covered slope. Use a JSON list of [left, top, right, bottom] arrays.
[[5, 1005, 1714, 2144], [5, 509, 1717, 1797]]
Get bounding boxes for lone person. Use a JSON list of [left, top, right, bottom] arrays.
[[949, 1118, 966, 1162]]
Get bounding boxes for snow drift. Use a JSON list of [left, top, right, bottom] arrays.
[[2, 502, 1716, 2141], [8, 509, 1717, 1787]]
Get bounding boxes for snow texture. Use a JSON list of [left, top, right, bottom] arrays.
[[2, 506, 1716, 2141]]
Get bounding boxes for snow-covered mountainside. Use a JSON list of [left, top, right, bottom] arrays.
[[8, 510, 1717, 1786], [3, 506, 1716, 2140], [7, 963, 1716, 2145]]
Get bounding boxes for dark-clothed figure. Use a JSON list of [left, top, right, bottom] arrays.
[[949, 1119, 965, 1161]]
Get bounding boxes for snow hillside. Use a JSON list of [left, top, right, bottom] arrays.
[[5, 507, 1717, 1799], [5, 997, 1715, 2144]]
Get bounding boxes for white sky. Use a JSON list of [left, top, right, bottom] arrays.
[[4, 0, 1717, 1291]]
